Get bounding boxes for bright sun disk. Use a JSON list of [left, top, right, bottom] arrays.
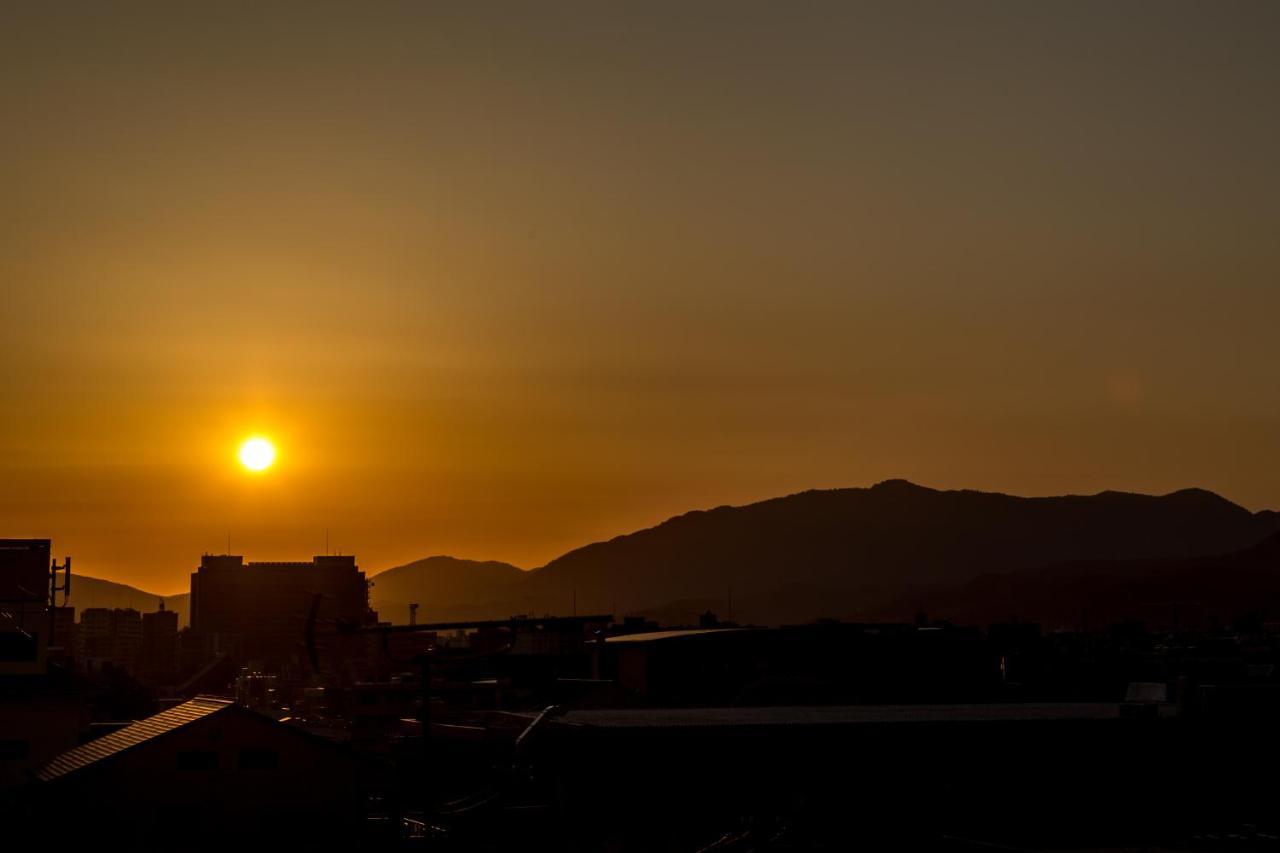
[[238, 437, 277, 472]]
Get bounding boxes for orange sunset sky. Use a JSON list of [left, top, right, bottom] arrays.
[[3, 3, 1279, 593]]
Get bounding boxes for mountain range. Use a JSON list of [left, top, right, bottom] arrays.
[[58, 575, 190, 626], [886, 528, 1280, 628], [72, 480, 1280, 630]]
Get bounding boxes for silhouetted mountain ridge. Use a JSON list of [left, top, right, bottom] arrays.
[[371, 480, 1280, 625], [513, 481, 1278, 616], [76, 481, 1280, 629], [884, 528, 1280, 628], [369, 556, 523, 623]]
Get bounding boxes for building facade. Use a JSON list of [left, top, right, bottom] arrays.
[[0, 539, 51, 675], [189, 554, 375, 667], [140, 603, 178, 682], [78, 607, 142, 673]]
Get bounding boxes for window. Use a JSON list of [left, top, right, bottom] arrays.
[[176, 749, 218, 771], [237, 748, 279, 770]]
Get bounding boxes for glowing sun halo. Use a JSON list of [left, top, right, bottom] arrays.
[[238, 437, 277, 472]]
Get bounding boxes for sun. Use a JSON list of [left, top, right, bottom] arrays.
[[238, 437, 277, 472]]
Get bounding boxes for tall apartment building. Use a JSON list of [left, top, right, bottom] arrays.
[[189, 554, 375, 667], [78, 608, 142, 673], [48, 606, 76, 663], [139, 603, 178, 682], [78, 608, 112, 660]]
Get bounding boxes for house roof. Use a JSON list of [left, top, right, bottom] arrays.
[[37, 695, 232, 782], [603, 628, 746, 644]]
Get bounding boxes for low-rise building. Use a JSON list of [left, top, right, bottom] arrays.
[[34, 695, 375, 842]]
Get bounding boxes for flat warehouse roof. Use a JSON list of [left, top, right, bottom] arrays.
[[549, 703, 1151, 730]]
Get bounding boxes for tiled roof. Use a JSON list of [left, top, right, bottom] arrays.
[[37, 696, 232, 782]]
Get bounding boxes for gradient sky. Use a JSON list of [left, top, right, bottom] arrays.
[[3, 2, 1279, 593]]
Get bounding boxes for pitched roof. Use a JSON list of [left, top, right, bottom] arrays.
[[37, 695, 232, 782]]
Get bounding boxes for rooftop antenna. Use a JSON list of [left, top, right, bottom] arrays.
[[48, 555, 71, 648]]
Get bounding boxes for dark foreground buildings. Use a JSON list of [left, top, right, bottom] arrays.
[[29, 695, 370, 844], [0, 540, 85, 789], [10, 536, 1280, 850], [0, 539, 53, 676]]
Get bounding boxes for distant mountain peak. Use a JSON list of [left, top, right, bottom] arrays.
[[871, 478, 930, 491], [1162, 486, 1237, 504], [372, 554, 524, 581]]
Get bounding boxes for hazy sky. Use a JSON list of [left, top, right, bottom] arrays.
[[3, 2, 1279, 592]]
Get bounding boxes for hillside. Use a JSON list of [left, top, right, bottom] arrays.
[[877, 530, 1280, 629], [369, 556, 525, 623], [369, 480, 1280, 625], [63, 575, 189, 627]]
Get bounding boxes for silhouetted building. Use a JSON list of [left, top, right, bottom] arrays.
[[0, 670, 87, 789], [529, 702, 1195, 852], [0, 539, 49, 605], [0, 539, 51, 675], [48, 606, 75, 661], [139, 601, 178, 682], [111, 608, 141, 671], [34, 695, 371, 842], [189, 554, 375, 667], [593, 628, 762, 703], [0, 613, 42, 677], [77, 607, 111, 660], [592, 622, 997, 706], [0, 540, 86, 789], [77, 607, 142, 673]]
